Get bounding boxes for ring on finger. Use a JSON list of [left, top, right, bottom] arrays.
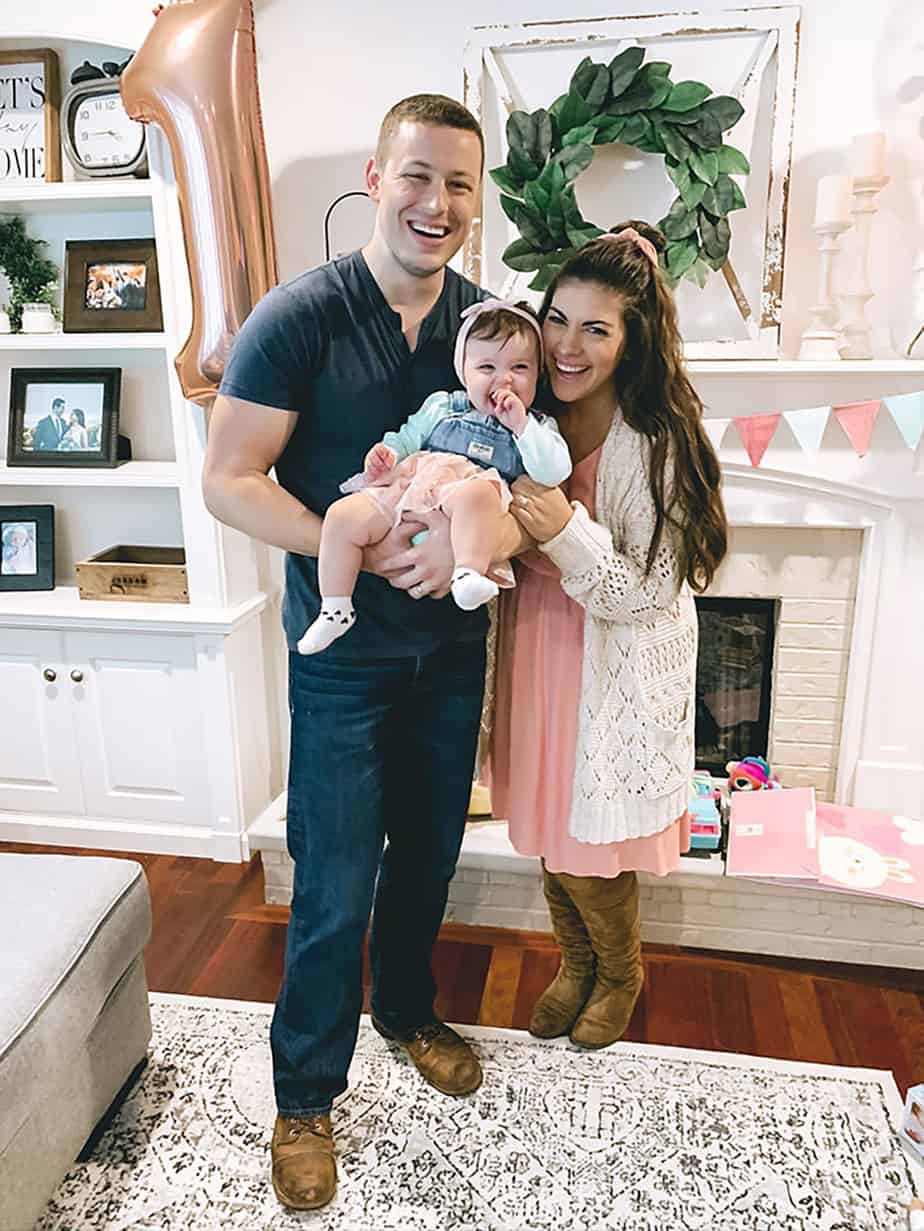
[[517, 494, 530, 507]]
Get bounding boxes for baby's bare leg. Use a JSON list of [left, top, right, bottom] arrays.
[[442, 480, 504, 575], [442, 480, 504, 611], [298, 493, 393, 655], [318, 492, 393, 597]]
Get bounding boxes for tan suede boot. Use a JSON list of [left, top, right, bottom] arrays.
[[271, 1113, 336, 1210], [529, 864, 595, 1038], [563, 870, 643, 1049]]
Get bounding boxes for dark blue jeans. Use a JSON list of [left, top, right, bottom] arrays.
[[271, 637, 486, 1116]]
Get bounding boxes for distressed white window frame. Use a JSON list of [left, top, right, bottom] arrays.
[[463, 7, 800, 359]]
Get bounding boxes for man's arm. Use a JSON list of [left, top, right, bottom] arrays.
[[202, 394, 322, 555]]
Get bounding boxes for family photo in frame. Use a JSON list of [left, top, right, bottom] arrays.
[[0, 503, 54, 591], [6, 367, 122, 467], [63, 238, 163, 333]]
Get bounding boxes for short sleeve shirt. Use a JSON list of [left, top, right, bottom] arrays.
[[219, 250, 488, 657]]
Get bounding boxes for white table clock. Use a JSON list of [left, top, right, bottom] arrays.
[[61, 77, 147, 178]]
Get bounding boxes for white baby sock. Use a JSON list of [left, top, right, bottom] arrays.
[[450, 567, 499, 612], [297, 598, 356, 655]]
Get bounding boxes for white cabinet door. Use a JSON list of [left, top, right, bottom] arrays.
[[65, 630, 212, 824], [0, 629, 84, 814]]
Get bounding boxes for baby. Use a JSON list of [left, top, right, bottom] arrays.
[[298, 299, 571, 654]]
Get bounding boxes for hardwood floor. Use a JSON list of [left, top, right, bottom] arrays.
[[6, 842, 923, 1096]]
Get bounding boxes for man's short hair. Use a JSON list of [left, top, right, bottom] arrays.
[[375, 94, 484, 169], [51, 398, 65, 410]]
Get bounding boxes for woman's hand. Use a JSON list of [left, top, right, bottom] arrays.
[[510, 476, 573, 543]]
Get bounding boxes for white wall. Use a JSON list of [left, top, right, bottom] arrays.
[[9, 0, 924, 355]]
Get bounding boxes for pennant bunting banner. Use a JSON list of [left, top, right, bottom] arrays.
[[703, 418, 731, 452], [884, 392, 924, 452], [734, 413, 781, 467], [832, 400, 881, 457], [705, 389, 924, 465], [783, 405, 829, 454]]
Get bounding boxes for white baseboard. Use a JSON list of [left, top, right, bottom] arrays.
[[0, 812, 246, 862]]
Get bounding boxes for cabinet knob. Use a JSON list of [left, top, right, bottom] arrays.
[[70, 669, 84, 684], [43, 667, 57, 683]]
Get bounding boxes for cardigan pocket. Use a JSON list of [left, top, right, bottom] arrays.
[[634, 605, 697, 732]]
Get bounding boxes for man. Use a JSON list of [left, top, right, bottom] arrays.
[[203, 94, 525, 1211], [32, 397, 68, 452]]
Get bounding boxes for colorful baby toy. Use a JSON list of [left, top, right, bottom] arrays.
[[725, 756, 781, 791]]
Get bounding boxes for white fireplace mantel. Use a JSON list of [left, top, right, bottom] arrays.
[[720, 464, 922, 816]]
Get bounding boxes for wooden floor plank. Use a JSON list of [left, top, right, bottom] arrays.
[[777, 973, 839, 1066], [478, 945, 525, 1028]]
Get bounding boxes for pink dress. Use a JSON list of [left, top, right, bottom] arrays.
[[488, 445, 691, 877]]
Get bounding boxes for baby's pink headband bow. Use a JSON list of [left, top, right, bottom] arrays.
[[454, 298, 544, 384]]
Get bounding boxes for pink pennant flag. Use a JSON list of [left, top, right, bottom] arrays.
[[734, 413, 781, 467], [832, 400, 880, 457]]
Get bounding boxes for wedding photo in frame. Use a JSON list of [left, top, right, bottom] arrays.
[[6, 367, 122, 468], [0, 503, 54, 592], [63, 237, 163, 333], [463, 7, 800, 359]]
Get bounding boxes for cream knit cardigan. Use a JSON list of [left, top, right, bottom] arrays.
[[528, 411, 697, 845]]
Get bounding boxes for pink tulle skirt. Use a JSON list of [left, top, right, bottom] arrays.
[[362, 451, 511, 527]]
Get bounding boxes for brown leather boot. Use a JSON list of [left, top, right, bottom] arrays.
[[563, 870, 643, 1049], [271, 1113, 336, 1210], [529, 863, 595, 1038], [372, 1017, 482, 1095]]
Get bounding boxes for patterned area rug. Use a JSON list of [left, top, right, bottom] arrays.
[[38, 993, 921, 1230]]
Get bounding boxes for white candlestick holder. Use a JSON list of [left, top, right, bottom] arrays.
[[838, 174, 889, 359], [798, 219, 851, 362]]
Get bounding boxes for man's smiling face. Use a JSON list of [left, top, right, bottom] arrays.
[[366, 121, 482, 279]]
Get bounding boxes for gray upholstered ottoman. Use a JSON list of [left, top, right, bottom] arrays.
[[0, 854, 152, 1230]]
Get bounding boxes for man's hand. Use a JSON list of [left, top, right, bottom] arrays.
[[363, 442, 397, 481], [366, 509, 455, 599], [492, 390, 528, 436]]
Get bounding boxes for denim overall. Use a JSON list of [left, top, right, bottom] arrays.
[[422, 392, 528, 484]]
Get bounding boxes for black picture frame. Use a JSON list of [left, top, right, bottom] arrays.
[[63, 237, 163, 333], [6, 367, 122, 468], [0, 503, 54, 591]]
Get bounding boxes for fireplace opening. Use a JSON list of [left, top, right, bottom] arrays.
[[694, 597, 776, 777]]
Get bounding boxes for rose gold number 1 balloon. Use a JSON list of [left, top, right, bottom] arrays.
[[121, 0, 278, 408]]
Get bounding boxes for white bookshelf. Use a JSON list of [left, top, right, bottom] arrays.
[[0, 180, 153, 214], [0, 461, 180, 488], [0, 332, 167, 350], [0, 30, 282, 864]]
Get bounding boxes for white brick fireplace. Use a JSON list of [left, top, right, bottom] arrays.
[[249, 377, 924, 972]]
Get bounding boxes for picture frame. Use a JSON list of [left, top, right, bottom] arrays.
[[463, 7, 800, 359], [0, 49, 61, 183], [63, 237, 163, 333], [6, 367, 122, 468], [0, 503, 54, 591]]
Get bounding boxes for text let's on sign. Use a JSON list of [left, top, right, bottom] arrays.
[[0, 52, 61, 182]]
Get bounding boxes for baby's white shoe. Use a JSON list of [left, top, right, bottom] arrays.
[[451, 568, 499, 611], [297, 598, 356, 654]]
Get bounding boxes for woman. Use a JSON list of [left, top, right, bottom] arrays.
[[59, 408, 89, 451], [488, 222, 728, 1048]]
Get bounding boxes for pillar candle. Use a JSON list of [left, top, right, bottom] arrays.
[[850, 131, 887, 179], [814, 174, 853, 226]]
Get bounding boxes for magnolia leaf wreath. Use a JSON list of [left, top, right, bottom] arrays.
[[490, 47, 750, 292]]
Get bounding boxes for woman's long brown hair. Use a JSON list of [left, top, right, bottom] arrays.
[[539, 221, 728, 592]]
